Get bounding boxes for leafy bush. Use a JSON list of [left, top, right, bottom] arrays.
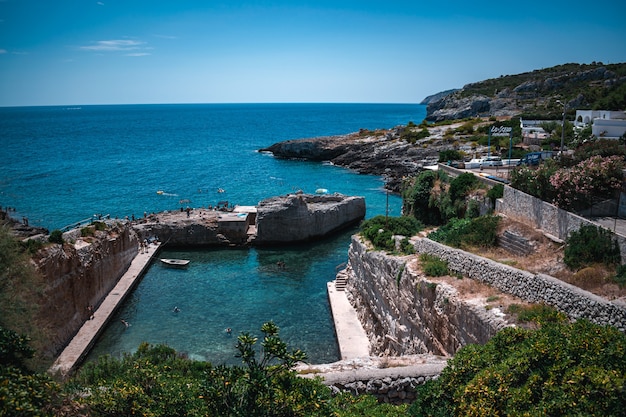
[[402, 170, 443, 225], [75, 322, 335, 417], [401, 127, 430, 143], [93, 221, 107, 231], [80, 226, 94, 237], [448, 172, 479, 202], [420, 254, 449, 277], [564, 224, 621, 270], [613, 264, 626, 287], [360, 215, 423, 253], [428, 215, 500, 248], [438, 149, 464, 163], [19, 238, 43, 255], [48, 229, 64, 244], [510, 159, 559, 201], [514, 303, 567, 325], [0, 327, 60, 416], [486, 183, 504, 208], [409, 320, 626, 416], [550, 155, 625, 211]]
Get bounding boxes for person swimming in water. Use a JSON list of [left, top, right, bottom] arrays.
[[121, 319, 130, 328]]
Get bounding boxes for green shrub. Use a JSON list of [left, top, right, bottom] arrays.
[[448, 172, 479, 202], [420, 254, 449, 277], [438, 149, 464, 163], [360, 215, 422, 253], [428, 215, 500, 248], [80, 226, 94, 237], [613, 264, 626, 287], [93, 221, 107, 231], [75, 322, 336, 417], [48, 229, 64, 244], [19, 238, 43, 255], [0, 327, 60, 416], [465, 199, 480, 219], [486, 183, 504, 208], [510, 159, 559, 201], [564, 224, 620, 270], [409, 320, 626, 416], [514, 303, 567, 325], [402, 170, 443, 225]]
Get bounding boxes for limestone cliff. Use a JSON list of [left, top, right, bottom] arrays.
[[343, 236, 509, 356], [254, 194, 366, 244], [424, 62, 626, 122], [34, 223, 138, 358]]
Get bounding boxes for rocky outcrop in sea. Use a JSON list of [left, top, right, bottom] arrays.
[[260, 129, 442, 192]]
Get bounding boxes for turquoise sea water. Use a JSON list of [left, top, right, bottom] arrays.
[[1, 103, 426, 365]]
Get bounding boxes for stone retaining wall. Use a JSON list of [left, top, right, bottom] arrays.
[[497, 185, 626, 263], [345, 237, 510, 357], [413, 237, 626, 332], [328, 374, 438, 404], [300, 361, 446, 405]]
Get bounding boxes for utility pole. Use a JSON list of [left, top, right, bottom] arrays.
[[556, 99, 567, 155]]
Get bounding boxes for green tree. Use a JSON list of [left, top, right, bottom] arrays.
[[409, 320, 626, 416], [402, 170, 443, 225]]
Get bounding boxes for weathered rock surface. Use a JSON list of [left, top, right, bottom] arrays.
[[424, 63, 626, 122], [254, 193, 366, 244], [260, 130, 441, 192], [34, 223, 138, 358]]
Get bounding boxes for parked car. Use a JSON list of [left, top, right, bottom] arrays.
[[481, 156, 503, 167]]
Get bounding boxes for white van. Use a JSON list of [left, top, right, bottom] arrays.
[[481, 156, 503, 167]]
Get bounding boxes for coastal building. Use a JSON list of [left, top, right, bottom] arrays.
[[575, 110, 626, 139], [519, 118, 549, 146]]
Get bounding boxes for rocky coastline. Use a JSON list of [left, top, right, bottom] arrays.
[[260, 129, 441, 192]]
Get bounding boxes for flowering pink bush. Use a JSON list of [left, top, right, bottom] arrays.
[[550, 155, 625, 210]]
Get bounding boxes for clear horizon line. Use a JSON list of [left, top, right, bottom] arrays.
[[0, 101, 426, 109]]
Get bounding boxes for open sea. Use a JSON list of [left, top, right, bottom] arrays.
[[0, 103, 426, 365]]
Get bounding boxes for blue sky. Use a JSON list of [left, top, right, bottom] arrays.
[[1, 0, 625, 106]]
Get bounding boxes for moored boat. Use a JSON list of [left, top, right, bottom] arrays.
[[160, 258, 190, 268]]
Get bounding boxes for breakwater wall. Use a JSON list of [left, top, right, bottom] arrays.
[[412, 237, 626, 332], [344, 236, 510, 357]]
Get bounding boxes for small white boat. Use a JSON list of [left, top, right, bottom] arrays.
[[160, 258, 190, 268], [315, 188, 329, 194]]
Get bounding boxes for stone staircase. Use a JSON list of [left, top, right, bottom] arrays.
[[497, 230, 534, 256], [335, 270, 349, 291]]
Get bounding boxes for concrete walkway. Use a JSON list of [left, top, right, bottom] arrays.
[[49, 242, 161, 377], [326, 281, 370, 359]]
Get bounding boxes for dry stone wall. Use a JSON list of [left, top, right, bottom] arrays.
[[413, 237, 626, 332]]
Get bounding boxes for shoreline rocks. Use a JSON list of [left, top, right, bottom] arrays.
[[260, 130, 440, 192]]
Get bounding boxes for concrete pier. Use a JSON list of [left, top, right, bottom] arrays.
[[327, 281, 370, 359], [49, 242, 161, 378]]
